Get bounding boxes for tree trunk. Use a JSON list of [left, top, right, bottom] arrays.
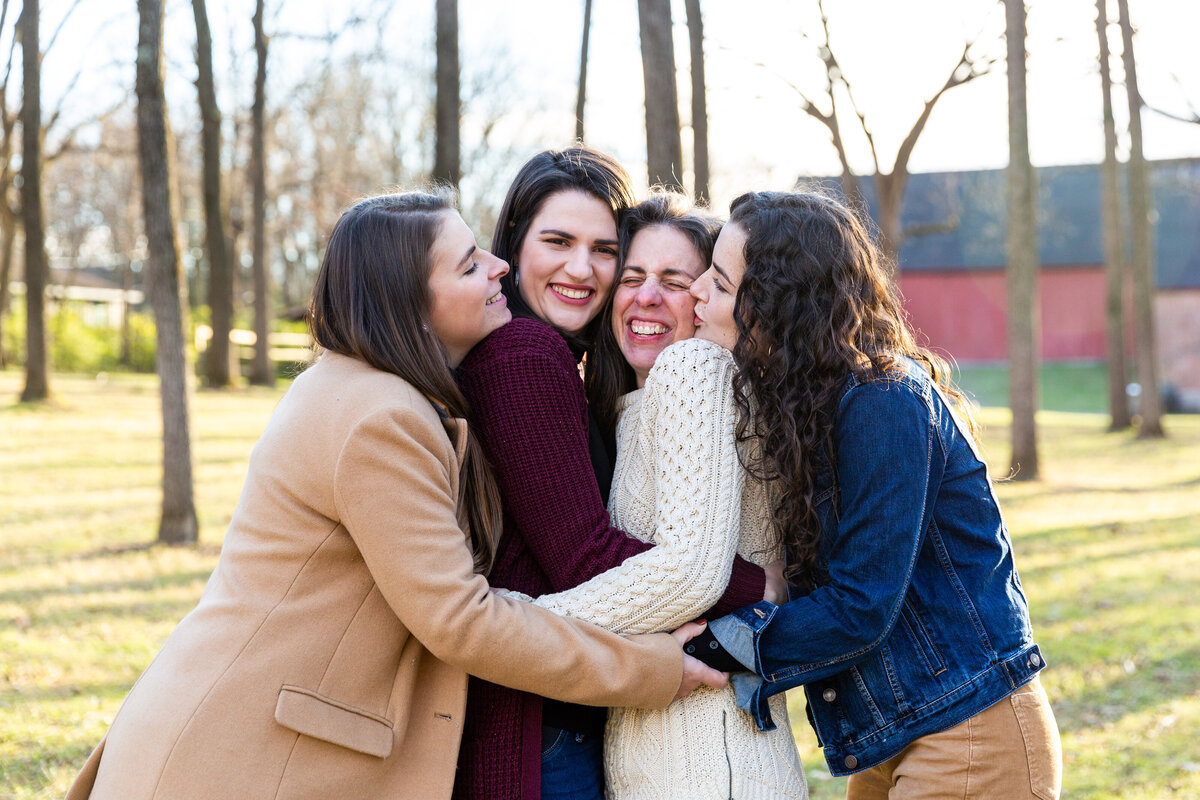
[[249, 0, 273, 386], [684, 0, 709, 204], [1005, 0, 1039, 480], [0, 206, 15, 369], [874, 171, 906, 267], [1095, 0, 1130, 430], [433, 0, 460, 188], [19, 0, 49, 402], [136, 0, 199, 543], [637, 0, 682, 190], [575, 0, 592, 143], [192, 0, 234, 388], [1117, 0, 1164, 437]]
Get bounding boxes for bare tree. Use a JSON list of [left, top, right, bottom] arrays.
[[1116, 0, 1164, 437], [0, 0, 18, 369], [136, 0, 199, 542], [684, 0, 708, 204], [1005, 0, 1039, 480], [785, 0, 994, 263], [637, 0, 683, 190], [191, 0, 235, 387], [248, 0, 273, 386], [1095, 0, 1130, 430], [19, 0, 49, 401], [433, 0, 460, 188], [575, 0, 592, 142]]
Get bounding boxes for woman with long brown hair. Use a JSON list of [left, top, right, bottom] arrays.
[[698, 190, 1062, 798], [66, 191, 721, 800]]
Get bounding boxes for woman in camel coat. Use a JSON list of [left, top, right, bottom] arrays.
[[67, 192, 717, 800]]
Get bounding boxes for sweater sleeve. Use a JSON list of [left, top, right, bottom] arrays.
[[460, 321, 764, 607], [530, 340, 746, 634], [332, 404, 682, 709]]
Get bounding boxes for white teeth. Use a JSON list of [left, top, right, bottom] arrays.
[[630, 321, 668, 336], [552, 285, 593, 300], [486, 291, 503, 305]]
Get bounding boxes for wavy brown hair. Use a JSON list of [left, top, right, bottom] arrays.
[[727, 190, 974, 590], [309, 191, 502, 574]]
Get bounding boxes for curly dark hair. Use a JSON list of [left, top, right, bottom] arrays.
[[727, 190, 974, 590]]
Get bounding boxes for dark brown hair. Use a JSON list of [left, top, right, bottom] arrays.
[[727, 190, 974, 590], [585, 190, 722, 445], [491, 145, 636, 350], [308, 191, 501, 573]]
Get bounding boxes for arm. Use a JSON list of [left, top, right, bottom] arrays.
[[530, 340, 744, 634], [460, 323, 765, 607], [333, 405, 681, 710], [711, 380, 945, 685]]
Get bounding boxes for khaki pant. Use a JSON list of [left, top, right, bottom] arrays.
[[845, 677, 1062, 800]]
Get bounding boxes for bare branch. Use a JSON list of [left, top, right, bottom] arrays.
[[1145, 104, 1200, 125], [43, 0, 86, 55], [893, 40, 997, 178]]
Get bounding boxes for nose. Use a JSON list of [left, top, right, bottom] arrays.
[[487, 252, 509, 279], [634, 278, 663, 307], [689, 273, 709, 303], [563, 247, 592, 281]]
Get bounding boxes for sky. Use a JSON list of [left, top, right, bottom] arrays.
[[23, 0, 1200, 213]]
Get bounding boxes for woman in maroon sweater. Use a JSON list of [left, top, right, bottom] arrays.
[[453, 147, 773, 800]]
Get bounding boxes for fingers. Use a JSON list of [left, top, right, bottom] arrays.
[[670, 619, 707, 646], [674, 654, 731, 701]]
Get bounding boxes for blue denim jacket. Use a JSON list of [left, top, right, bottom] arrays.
[[710, 358, 1045, 776]]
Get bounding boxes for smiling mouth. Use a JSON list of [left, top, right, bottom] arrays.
[[551, 284, 594, 301], [486, 290, 504, 305], [629, 320, 668, 336]]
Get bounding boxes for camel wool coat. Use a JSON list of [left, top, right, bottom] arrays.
[[67, 351, 681, 800]]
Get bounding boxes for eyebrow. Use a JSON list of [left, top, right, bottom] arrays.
[[539, 228, 618, 246], [457, 245, 476, 269], [712, 261, 734, 284]]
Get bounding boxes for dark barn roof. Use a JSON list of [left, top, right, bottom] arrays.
[[801, 159, 1200, 288]]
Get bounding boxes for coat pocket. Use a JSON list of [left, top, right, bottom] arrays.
[[274, 685, 394, 758]]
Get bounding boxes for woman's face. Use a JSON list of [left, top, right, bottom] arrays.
[[689, 222, 746, 352], [427, 211, 511, 367], [611, 224, 706, 387], [515, 189, 619, 334]]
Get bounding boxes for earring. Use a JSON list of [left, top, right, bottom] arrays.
[[512, 262, 519, 286]]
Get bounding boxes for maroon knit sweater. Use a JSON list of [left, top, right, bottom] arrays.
[[452, 318, 767, 800]]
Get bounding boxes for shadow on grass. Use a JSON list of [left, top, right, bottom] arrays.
[[1050, 643, 1200, 734], [0, 567, 215, 610], [0, 542, 223, 578], [1012, 512, 1200, 558]]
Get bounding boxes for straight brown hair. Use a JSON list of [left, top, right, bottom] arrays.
[[308, 191, 502, 573]]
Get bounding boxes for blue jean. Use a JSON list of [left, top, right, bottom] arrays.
[[540, 725, 604, 800]]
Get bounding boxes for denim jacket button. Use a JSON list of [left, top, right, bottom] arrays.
[[1029, 652, 1042, 668], [822, 688, 837, 703], [844, 755, 858, 770]]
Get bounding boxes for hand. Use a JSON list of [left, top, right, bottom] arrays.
[[671, 621, 730, 701], [763, 560, 787, 605]]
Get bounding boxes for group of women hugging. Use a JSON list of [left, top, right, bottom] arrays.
[[68, 147, 1063, 800]]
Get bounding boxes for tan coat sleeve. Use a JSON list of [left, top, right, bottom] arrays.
[[332, 406, 681, 710]]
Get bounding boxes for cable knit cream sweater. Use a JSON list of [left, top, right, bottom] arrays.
[[527, 338, 808, 800]]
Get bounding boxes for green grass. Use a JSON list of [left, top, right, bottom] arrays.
[[3, 369, 1199, 799], [955, 362, 1111, 412]]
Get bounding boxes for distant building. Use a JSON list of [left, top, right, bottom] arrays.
[[805, 159, 1200, 410], [9, 263, 145, 328]]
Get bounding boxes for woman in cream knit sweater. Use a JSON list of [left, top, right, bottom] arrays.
[[512, 194, 808, 799]]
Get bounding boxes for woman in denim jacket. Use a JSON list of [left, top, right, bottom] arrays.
[[697, 191, 1063, 798]]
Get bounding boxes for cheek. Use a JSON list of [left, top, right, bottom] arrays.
[[667, 294, 698, 336], [593, 260, 617, 300], [611, 288, 636, 328]]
